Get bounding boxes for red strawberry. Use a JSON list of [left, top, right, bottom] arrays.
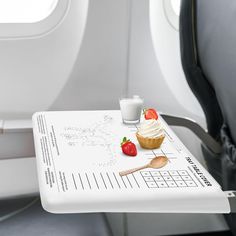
[[121, 137, 137, 156], [143, 108, 158, 120]]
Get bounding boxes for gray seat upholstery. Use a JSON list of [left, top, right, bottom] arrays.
[[197, 0, 236, 144], [0, 198, 111, 236], [180, 0, 236, 234]]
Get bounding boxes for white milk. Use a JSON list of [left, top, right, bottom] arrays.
[[119, 95, 144, 124]]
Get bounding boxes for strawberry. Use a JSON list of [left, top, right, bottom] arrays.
[[143, 108, 158, 120], [121, 137, 137, 156]]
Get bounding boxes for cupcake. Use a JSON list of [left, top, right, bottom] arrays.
[[136, 119, 165, 149]]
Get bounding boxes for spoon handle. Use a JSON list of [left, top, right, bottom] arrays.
[[119, 165, 149, 176]]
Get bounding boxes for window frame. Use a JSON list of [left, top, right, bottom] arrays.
[[0, 0, 70, 39], [0, 0, 59, 24]]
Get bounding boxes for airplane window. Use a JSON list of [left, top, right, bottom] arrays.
[[170, 0, 181, 16], [163, 0, 180, 31], [0, 0, 58, 23]]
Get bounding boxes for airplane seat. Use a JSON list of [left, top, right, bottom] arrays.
[[180, 0, 236, 234]]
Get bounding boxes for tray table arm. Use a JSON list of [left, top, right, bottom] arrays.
[[161, 114, 222, 154], [161, 114, 236, 212]]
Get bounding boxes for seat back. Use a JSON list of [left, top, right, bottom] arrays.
[[180, 0, 236, 234], [196, 0, 236, 144], [180, 0, 236, 143], [179, 0, 223, 140]]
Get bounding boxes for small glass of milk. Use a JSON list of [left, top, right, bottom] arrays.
[[119, 95, 144, 124]]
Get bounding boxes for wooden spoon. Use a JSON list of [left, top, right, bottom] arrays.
[[119, 156, 168, 176]]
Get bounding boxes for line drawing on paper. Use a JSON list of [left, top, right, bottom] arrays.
[[60, 115, 118, 167]]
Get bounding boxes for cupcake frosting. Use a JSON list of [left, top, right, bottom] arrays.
[[138, 119, 164, 138]]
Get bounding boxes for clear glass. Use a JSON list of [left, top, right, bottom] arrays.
[[0, 0, 58, 23], [119, 96, 144, 124]]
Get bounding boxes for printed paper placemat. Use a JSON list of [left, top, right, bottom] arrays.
[[32, 110, 230, 213]]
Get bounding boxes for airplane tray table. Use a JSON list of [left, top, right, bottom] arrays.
[[32, 110, 230, 214]]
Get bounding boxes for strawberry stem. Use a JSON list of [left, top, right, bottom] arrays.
[[121, 137, 130, 146]]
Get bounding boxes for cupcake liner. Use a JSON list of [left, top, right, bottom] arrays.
[[136, 132, 165, 149]]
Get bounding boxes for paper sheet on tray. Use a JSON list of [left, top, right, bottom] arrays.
[[32, 110, 230, 213]]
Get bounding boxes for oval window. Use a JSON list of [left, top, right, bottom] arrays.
[[170, 0, 181, 16], [0, 0, 58, 23], [163, 0, 181, 31]]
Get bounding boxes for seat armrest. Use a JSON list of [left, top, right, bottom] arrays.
[[0, 120, 34, 160], [226, 191, 236, 213], [0, 120, 3, 134], [0, 120, 33, 134], [161, 114, 222, 154]]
